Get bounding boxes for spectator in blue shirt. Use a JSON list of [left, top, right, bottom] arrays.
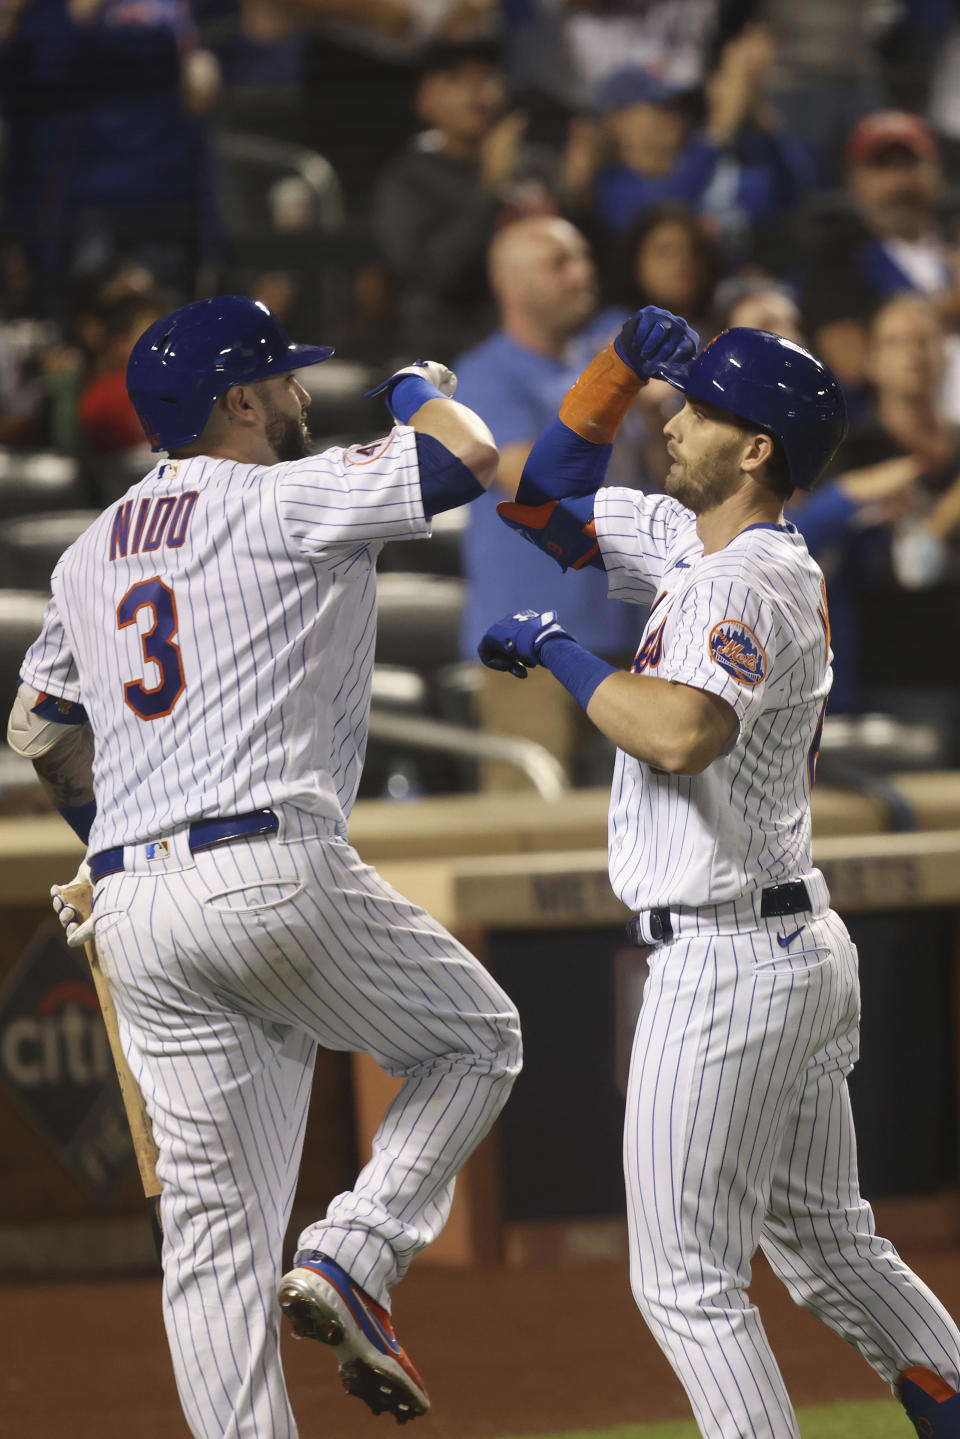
[[455, 213, 666, 787]]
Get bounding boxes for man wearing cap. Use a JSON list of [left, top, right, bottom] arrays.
[[6, 295, 522, 1437], [590, 24, 814, 252], [478, 304, 960, 1438], [801, 109, 960, 393]]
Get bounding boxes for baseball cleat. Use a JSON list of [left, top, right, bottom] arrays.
[[277, 1252, 429, 1424], [900, 1366, 960, 1436]]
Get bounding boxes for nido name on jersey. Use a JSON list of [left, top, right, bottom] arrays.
[[109, 492, 198, 561]]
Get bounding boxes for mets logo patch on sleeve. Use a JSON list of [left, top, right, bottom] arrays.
[[708, 619, 767, 685]]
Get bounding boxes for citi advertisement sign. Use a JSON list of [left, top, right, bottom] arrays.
[[0, 920, 135, 1196]]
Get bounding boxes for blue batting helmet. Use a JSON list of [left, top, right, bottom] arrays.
[[654, 328, 847, 490], [126, 295, 334, 452]]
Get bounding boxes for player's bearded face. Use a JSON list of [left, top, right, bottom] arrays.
[[664, 404, 745, 514], [264, 400, 312, 462]]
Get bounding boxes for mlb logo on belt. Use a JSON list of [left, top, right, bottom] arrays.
[[146, 840, 170, 862]]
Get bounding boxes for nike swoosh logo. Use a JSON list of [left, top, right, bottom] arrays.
[[675, 559, 691, 569], [776, 925, 805, 948]]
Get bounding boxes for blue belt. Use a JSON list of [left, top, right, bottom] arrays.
[[90, 810, 279, 884]]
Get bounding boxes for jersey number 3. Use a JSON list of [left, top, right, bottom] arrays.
[[118, 578, 186, 720]]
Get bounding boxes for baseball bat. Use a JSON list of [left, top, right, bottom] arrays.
[[60, 880, 163, 1262]]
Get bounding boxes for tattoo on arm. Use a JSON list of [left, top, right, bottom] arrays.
[[32, 724, 95, 808]]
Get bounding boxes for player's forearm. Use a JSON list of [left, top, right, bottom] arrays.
[[515, 347, 643, 506], [558, 345, 645, 447], [583, 670, 735, 774], [7, 684, 96, 838], [32, 726, 97, 839]]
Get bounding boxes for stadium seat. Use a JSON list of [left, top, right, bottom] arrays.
[[0, 590, 63, 812], [215, 131, 345, 235], [0, 588, 49, 712], [374, 573, 463, 672], [213, 129, 370, 342], [0, 512, 100, 592], [379, 507, 465, 578], [370, 664, 429, 714], [91, 445, 155, 506], [0, 450, 83, 521]]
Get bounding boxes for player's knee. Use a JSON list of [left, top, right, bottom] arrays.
[[629, 1267, 687, 1330], [628, 1255, 682, 1320], [629, 1253, 745, 1326]]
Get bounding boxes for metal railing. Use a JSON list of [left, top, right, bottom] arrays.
[[367, 710, 569, 800]]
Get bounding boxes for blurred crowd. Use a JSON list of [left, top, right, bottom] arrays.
[[3, 0, 960, 795]]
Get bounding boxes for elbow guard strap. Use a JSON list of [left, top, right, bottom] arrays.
[[497, 492, 604, 572], [515, 417, 613, 506], [558, 343, 643, 446]]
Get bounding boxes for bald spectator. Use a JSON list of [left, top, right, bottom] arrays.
[[454, 215, 656, 787], [372, 39, 563, 356], [800, 110, 960, 395]]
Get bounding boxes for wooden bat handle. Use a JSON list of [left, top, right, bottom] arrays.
[[60, 880, 162, 1209]]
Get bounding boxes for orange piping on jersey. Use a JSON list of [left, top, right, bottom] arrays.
[[817, 576, 831, 649]]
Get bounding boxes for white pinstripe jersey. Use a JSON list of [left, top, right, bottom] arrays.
[[19, 428, 428, 852], [593, 487, 832, 912]]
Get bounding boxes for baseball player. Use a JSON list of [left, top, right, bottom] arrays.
[[6, 296, 522, 1437], [478, 307, 960, 1438]]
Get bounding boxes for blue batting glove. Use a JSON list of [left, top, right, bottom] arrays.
[[478, 609, 574, 678], [613, 306, 699, 380]]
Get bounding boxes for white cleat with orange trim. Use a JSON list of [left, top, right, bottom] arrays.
[[277, 1252, 429, 1425]]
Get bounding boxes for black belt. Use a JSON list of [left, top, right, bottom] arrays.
[[626, 880, 812, 947], [89, 810, 279, 884]]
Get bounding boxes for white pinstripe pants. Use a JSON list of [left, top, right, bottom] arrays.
[[92, 826, 521, 1439], [624, 910, 960, 1438]]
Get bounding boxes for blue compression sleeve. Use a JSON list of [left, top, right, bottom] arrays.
[[415, 432, 484, 517], [56, 800, 97, 844], [539, 635, 616, 711], [516, 417, 613, 506]]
